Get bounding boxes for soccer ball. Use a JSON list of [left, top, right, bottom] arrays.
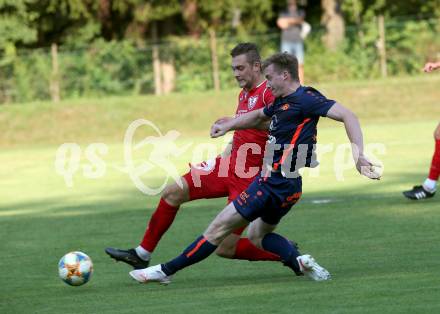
[[58, 251, 93, 286]]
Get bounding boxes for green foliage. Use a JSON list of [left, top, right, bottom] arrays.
[[59, 39, 154, 98], [0, 0, 37, 47], [0, 48, 52, 103], [0, 0, 38, 102], [63, 22, 101, 48], [305, 16, 440, 82], [1, 0, 440, 103], [1, 16, 440, 103], [236, 0, 277, 33], [170, 38, 213, 92], [11, 50, 51, 101], [342, 0, 440, 21], [385, 19, 440, 75], [111, 0, 182, 25]]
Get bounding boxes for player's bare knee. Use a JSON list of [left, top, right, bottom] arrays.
[[247, 225, 264, 249], [161, 182, 188, 207], [215, 243, 235, 259], [247, 233, 263, 249], [205, 222, 230, 245], [204, 231, 224, 246], [215, 235, 238, 259]]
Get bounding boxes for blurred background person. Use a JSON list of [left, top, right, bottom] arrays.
[[277, 0, 310, 84]]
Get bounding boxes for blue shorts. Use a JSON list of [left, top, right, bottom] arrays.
[[233, 172, 302, 225]]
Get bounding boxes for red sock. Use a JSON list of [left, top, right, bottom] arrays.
[[233, 238, 281, 261], [428, 139, 440, 180], [140, 198, 179, 252]]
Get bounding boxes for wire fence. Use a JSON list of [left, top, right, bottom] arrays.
[[0, 16, 439, 104]]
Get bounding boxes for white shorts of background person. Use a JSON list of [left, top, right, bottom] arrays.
[[281, 41, 304, 65]]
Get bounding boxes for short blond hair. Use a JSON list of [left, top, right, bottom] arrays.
[[262, 53, 299, 82]]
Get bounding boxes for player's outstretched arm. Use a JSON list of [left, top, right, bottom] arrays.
[[326, 102, 381, 180], [210, 108, 270, 138]]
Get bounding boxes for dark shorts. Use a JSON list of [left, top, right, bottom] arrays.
[[233, 172, 302, 225]]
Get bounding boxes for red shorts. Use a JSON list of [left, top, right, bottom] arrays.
[[182, 157, 254, 203]]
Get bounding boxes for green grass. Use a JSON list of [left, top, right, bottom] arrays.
[[1, 76, 440, 313]]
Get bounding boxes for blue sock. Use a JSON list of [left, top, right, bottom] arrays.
[[261, 233, 301, 274], [161, 235, 217, 275]]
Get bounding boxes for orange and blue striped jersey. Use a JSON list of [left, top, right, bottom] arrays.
[[262, 86, 335, 174]]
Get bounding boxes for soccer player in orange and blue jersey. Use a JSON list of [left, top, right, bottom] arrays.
[[105, 43, 299, 269], [129, 53, 381, 284]]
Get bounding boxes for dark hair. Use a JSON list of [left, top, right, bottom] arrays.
[[262, 53, 299, 82], [230, 43, 261, 65]]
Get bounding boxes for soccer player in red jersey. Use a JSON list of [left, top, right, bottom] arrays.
[[403, 61, 440, 200], [106, 43, 297, 268]]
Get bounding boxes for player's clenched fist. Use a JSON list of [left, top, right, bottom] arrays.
[[210, 121, 229, 138], [356, 154, 382, 180], [423, 61, 440, 73]]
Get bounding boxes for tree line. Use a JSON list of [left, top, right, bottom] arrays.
[[1, 0, 438, 50], [0, 0, 439, 103]]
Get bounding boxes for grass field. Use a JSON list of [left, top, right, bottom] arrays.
[[1, 76, 440, 313]]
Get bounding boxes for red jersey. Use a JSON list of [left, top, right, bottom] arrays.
[[229, 80, 274, 182]]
